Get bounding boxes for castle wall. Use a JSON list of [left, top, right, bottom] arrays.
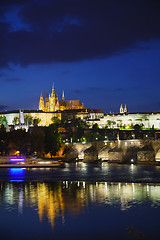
[[89, 113, 160, 129], [4, 113, 19, 126], [0, 112, 61, 127]]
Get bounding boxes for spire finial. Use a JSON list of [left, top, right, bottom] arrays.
[[51, 83, 55, 97], [62, 90, 65, 101], [52, 83, 55, 93], [46, 92, 48, 99]]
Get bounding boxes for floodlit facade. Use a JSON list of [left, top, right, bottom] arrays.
[[0, 110, 61, 127], [39, 83, 84, 112], [87, 104, 160, 129]]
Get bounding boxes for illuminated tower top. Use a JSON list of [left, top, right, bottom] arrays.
[[62, 90, 65, 101], [51, 83, 55, 97], [120, 104, 124, 114], [39, 90, 45, 111], [124, 104, 128, 113]]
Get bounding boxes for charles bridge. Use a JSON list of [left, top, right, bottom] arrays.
[[65, 139, 160, 163]]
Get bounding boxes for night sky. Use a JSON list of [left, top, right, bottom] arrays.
[[0, 0, 160, 113]]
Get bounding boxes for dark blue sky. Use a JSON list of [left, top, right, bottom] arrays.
[[0, 0, 160, 113]]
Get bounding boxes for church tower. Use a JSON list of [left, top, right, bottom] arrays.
[[62, 90, 65, 101], [51, 83, 55, 98], [39, 90, 45, 111], [45, 93, 50, 111], [120, 104, 124, 114], [124, 104, 128, 113], [49, 83, 56, 111]]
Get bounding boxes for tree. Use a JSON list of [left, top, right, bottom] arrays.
[[9, 129, 30, 155], [111, 121, 116, 127], [30, 127, 45, 156], [105, 120, 116, 129], [33, 118, 41, 127], [45, 124, 61, 158], [0, 116, 7, 126], [85, 132, 102, 142], [105, 120, 112, 128], [72, 128, 84, 142], [12, 117, 19, 125], [133, 124, 143, 130], [0, 126, 9, 155], [92, 123, 99, 129], [24, 115, 33, 125], [51, 117, 61, 125]]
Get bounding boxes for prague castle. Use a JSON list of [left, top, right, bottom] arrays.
[[0, 83, 103, 127], [1, 82, 160, 130], [39, 83, 84, 112]]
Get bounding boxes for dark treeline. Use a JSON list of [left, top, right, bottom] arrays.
[[0, 117, 158, 157], [0, 124, 61, 157]]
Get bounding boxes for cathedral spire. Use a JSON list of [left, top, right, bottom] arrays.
[[62, 90, 65, 101], [52, 83, 55, 93], [39, 90, 44, 111], [51, 83, 55, 97], [46, 92, 48, 99]]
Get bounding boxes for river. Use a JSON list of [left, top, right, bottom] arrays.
[[0, 163, 160, 239]]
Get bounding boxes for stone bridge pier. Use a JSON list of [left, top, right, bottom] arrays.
[[65, 139, 160, 163]]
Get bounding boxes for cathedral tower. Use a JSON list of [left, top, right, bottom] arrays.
[[39, 91, 45, 111], [62, 90, 65, 101], [45, 93, 50, 111], [51, 83, 55, 97], [49, 83, 56, 111], [38, 83, 84, 112]]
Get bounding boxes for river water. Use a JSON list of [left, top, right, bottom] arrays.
[[1, 163, 160, 239]]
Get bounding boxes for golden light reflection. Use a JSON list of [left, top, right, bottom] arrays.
[[37, 183, 65, 228], [1, 181, 160, 229]]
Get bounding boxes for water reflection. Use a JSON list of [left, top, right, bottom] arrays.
[[0, 181, 160, 228], [9, 168, 25, 181]]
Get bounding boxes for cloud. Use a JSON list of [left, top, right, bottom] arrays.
[[4, 77, 23, 82], [73, 86, 122, 95], [0, 72, 6, 77], [73, 86, 126, 94], [0, 105, 9, 111], [0, 0, 160, 67], [73, 87, 105, 94]]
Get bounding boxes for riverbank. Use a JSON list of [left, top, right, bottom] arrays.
[[0, 163, 63, 168], [0, 156, 64, 168], [0, 156, 160, 167]]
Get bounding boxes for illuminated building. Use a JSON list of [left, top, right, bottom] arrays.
[[0, 83, 105, 128], [39, 83, 84, 112], [0, 110, 62, 127], [87, 104, 160, 129]]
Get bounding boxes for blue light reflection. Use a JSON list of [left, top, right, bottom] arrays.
[[9, 168, 26, 181], [10, 180, 24, 182]]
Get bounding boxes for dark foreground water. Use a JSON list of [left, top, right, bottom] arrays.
[[1, 163, 160, 239]]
